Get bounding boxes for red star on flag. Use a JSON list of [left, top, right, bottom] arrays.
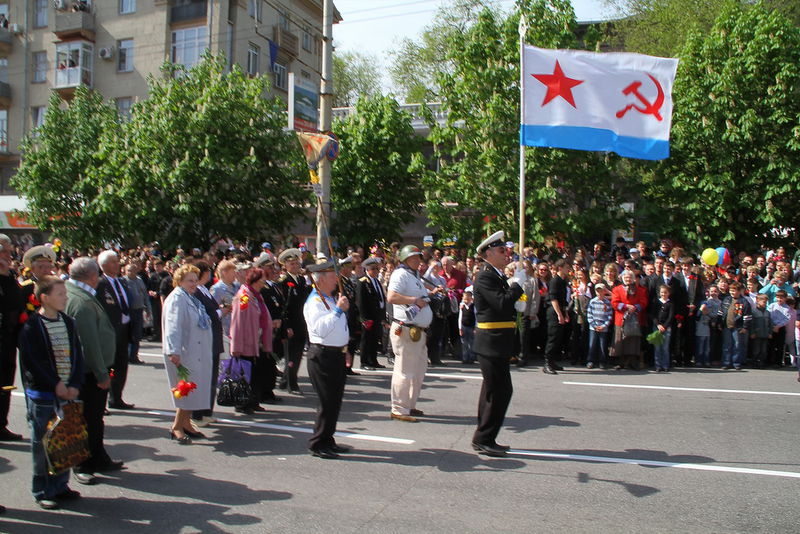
[[532, 60, 584, 108]]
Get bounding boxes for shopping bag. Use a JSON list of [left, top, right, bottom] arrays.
[[42, 401, 91, 475]]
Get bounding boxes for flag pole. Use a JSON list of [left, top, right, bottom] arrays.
[[518, 16, 527, 262]]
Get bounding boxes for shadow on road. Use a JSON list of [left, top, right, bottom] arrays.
[[577, 471, 660, 498]]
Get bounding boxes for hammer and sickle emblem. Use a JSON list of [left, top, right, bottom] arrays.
[[615, 73, 665, 121]]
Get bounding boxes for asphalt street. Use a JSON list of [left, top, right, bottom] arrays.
[[0, 341, 797, 533]]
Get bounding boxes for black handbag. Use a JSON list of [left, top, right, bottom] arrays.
[[216, 376, 252, 406]]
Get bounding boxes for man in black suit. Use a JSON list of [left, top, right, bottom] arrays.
[[674, 258, 704, 366], [96, 250, 134, 410], [471, 231, 525, 458], [277, 248, 310, 394], [656, 260, 687, 366], [338, 256, 361, 375], [357, 257, 387, 370]]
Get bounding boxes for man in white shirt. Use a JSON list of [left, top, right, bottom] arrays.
[[304, 260, 351, 459]]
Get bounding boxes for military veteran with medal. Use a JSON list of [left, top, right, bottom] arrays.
[[471, 231, 526, 457]]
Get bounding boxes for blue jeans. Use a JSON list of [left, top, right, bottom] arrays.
[[587, 329, 608, 364], [461, 326, 475, 363], [26, 395, 70, 500], [722, 328, 748, 368], [653, 328, 672, 369], [695, 335, 710, 365]]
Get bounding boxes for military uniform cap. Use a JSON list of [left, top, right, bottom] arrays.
[[23, 245, 57, 269], [476, 230, 506, 255], [278, 248, 302, 264], [235, 260, 253, 271], [363, 257, 382, 268], [307, 260, 336, 273], [254, 252, 275, 268], [339, 255, 353, 266]]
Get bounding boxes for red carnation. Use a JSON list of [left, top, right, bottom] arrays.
[[287, 282, 296, 288]]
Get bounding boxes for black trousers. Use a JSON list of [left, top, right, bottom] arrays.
[[679, 316, 697, 365], [110, 323, 132, 405], [426, 316, 446, 363], [545, 309, 566, 362], [445, 313, 462, 359], [258, 350, 278, 401], [307, 346, 346, 451], [77, 372, 111, 473], [280, 332, 307, 391], [149, 296, 162, 340], [768, 326, 786, 366], [0, 336, 16, 429], [360, 321, 381, 367], [473, 354, 513, 446]]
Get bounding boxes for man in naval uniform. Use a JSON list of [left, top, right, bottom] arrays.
[[277, 248, 310, 394], [357, 256, 387, 371], [304, 260, 352, 459], [338, 256, 361, 376], [471, 231, 525, 457]]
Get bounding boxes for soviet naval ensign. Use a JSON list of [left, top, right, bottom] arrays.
[[520, 45, 679, 160]]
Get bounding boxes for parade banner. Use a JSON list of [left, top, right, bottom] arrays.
[[521, 45, 678, 160], [295, 132, 336, 197]]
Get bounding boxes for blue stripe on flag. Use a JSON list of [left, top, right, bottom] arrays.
[[520, 124, 670, 160]]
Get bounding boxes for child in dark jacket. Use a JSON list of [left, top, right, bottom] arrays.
[[749, 293, 772, 368], [650, 285, 675, 372], [17, 276, 84, 510]]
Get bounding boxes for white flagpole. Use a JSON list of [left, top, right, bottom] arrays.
[[518, 17, 527, 258]]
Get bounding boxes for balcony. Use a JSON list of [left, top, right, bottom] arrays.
[[171, 0, 207, 24], [273, 26, 298, 58], [0, 29, 11, 57], [54, 10, 95, 41], [0, 82, 10, 109]]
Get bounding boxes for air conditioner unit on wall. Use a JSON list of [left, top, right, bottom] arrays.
[[99, 47, 114, 60], [9, 23, 22, 35], [53, 0, 68, 11]]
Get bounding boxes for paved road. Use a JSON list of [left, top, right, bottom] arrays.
[[0, 342, 798, 533]]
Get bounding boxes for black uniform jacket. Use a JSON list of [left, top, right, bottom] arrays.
[[473, 265, 524, 358], [356, 275, 385, 323]]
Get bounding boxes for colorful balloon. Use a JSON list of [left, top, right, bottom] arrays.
[[715, 247, 731, 266], [701, 248, 719, 266]]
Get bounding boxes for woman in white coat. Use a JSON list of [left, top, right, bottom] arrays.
[[162, 264, 213, 444]]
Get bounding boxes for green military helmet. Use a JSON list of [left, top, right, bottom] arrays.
[[398, 245, 423, 262]]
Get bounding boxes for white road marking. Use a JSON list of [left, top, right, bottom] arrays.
[[563, 381, 800, 397], [357, 369, 483, 381], [509, 449, 800, 479]]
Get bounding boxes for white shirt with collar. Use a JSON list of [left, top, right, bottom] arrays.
[[304, 289, 349, 347]]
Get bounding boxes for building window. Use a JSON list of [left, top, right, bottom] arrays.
[[116, 97, 132, 121], [120, 0, 136, 14], [34, 0, 48, 28], [171, 26, 208, 69], [0, 59, 6, 84], [301, 69, 311, 80], [0, 109, 7, 153], [31, 106, 47, 137], [273, 63, 287, 91], [303, 26, 312, 52], [247, 44, 259, 76], [118, 39, 134, 72], [33, 52, 48, 83], [248, 0, 255, 17], [55, 41, 94, 88], [279, 11, 290, 31]]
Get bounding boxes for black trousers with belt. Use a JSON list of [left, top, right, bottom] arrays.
[[280, 331, 307, 391], [306, 345, 346, 451], [359, 322, 381, 367], [110, 323, 132, 405], [473, 353, 513, 446], [78, 372, 111, 473], [545, 309, 566, 362]]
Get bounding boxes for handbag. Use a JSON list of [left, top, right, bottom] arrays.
[[216, 357, 253, 406], [622, 312, 641, 338], [42, 401, 91, 475]]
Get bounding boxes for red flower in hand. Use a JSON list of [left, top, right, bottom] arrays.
[[287, 282, 296, 288]]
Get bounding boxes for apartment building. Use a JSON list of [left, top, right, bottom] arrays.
[[0, 0, 339, 233]]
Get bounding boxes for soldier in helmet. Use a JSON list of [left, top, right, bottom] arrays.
[[386, 245, 443, 422]]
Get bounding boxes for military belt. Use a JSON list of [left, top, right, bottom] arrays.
[[476, 321, 516, 330]]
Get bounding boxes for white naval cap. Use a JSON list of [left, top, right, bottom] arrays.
[[476, 230, 506, 255]]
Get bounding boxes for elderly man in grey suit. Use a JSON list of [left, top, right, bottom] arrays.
[[65, 257, 124, 485]]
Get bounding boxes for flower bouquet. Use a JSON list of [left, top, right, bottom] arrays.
[[646, 329, 665, 347], [172, 364, 197, 399]]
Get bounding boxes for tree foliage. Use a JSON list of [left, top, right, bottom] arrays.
[[425, 0, 636, 246], [12, 87, 121, 248], [332, 51, 382, 107], [638, 2, 800, 249], [331, 95, 425, 248], [14, 55, 311, 250]]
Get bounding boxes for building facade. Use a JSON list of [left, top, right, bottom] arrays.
[[0, 0, 338, 234]]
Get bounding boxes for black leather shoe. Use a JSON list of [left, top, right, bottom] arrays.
[[542, 365, 558, 375], [550, 362, 564, 371], [409, 409, 425, 416], [55, 489, 81, 501], [0, 428, 22, 441], [494, 443, 511, 451], [262, 396, 283, 404], [346, 368, 360, 375], [329, 444, 351, 454], [183, 427, 206, 439], [128, 359, 145, 365], [374, 363, 386, 369], [108, 402, 135, 410], [96, 459, 125, 472], [252, 405, 267, 413], [74, 473, 97, 485], [169, 430, 192, 444], [309, 447, 340, 459], [516, 359, 528, 368], [361, 365, 375, 371], [471, 442, 508, 457], [235, 406, 255, 415]]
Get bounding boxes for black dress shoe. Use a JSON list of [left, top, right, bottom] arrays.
[[471, 442, 508, 457], [183, 427, 206, 439], [346, 368, 360, 375], [374, 363, 386, 369], [235, 406, 255, 415], [550, 362, 564, 371], [128, 359, 145, 365], [329, 444, 351, 454], [0, 428, 22, 441], [262, 396, 283, 404], [55, 488, 81, 501], [361, 365, 375, 371], [74, 472, 97, 485], [309, 447, 340, 459], [409, 409, 425, 416], [542, 365, 558, 375], [494, 443, 511, 451], [277, 382, 288, 390], [96, 459, 125, 472], [516, 359, 528, 368], [169, 430, 192, 444], [108, 402, 135, 410]]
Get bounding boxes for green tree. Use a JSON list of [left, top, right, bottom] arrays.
[[12, 87, 122, 248], [332, 51, 382, 107], [94, 54, 310, 250], [426, 0, 635, 246], [331, 95, 425, 248], [638, 2, 800, 249]]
